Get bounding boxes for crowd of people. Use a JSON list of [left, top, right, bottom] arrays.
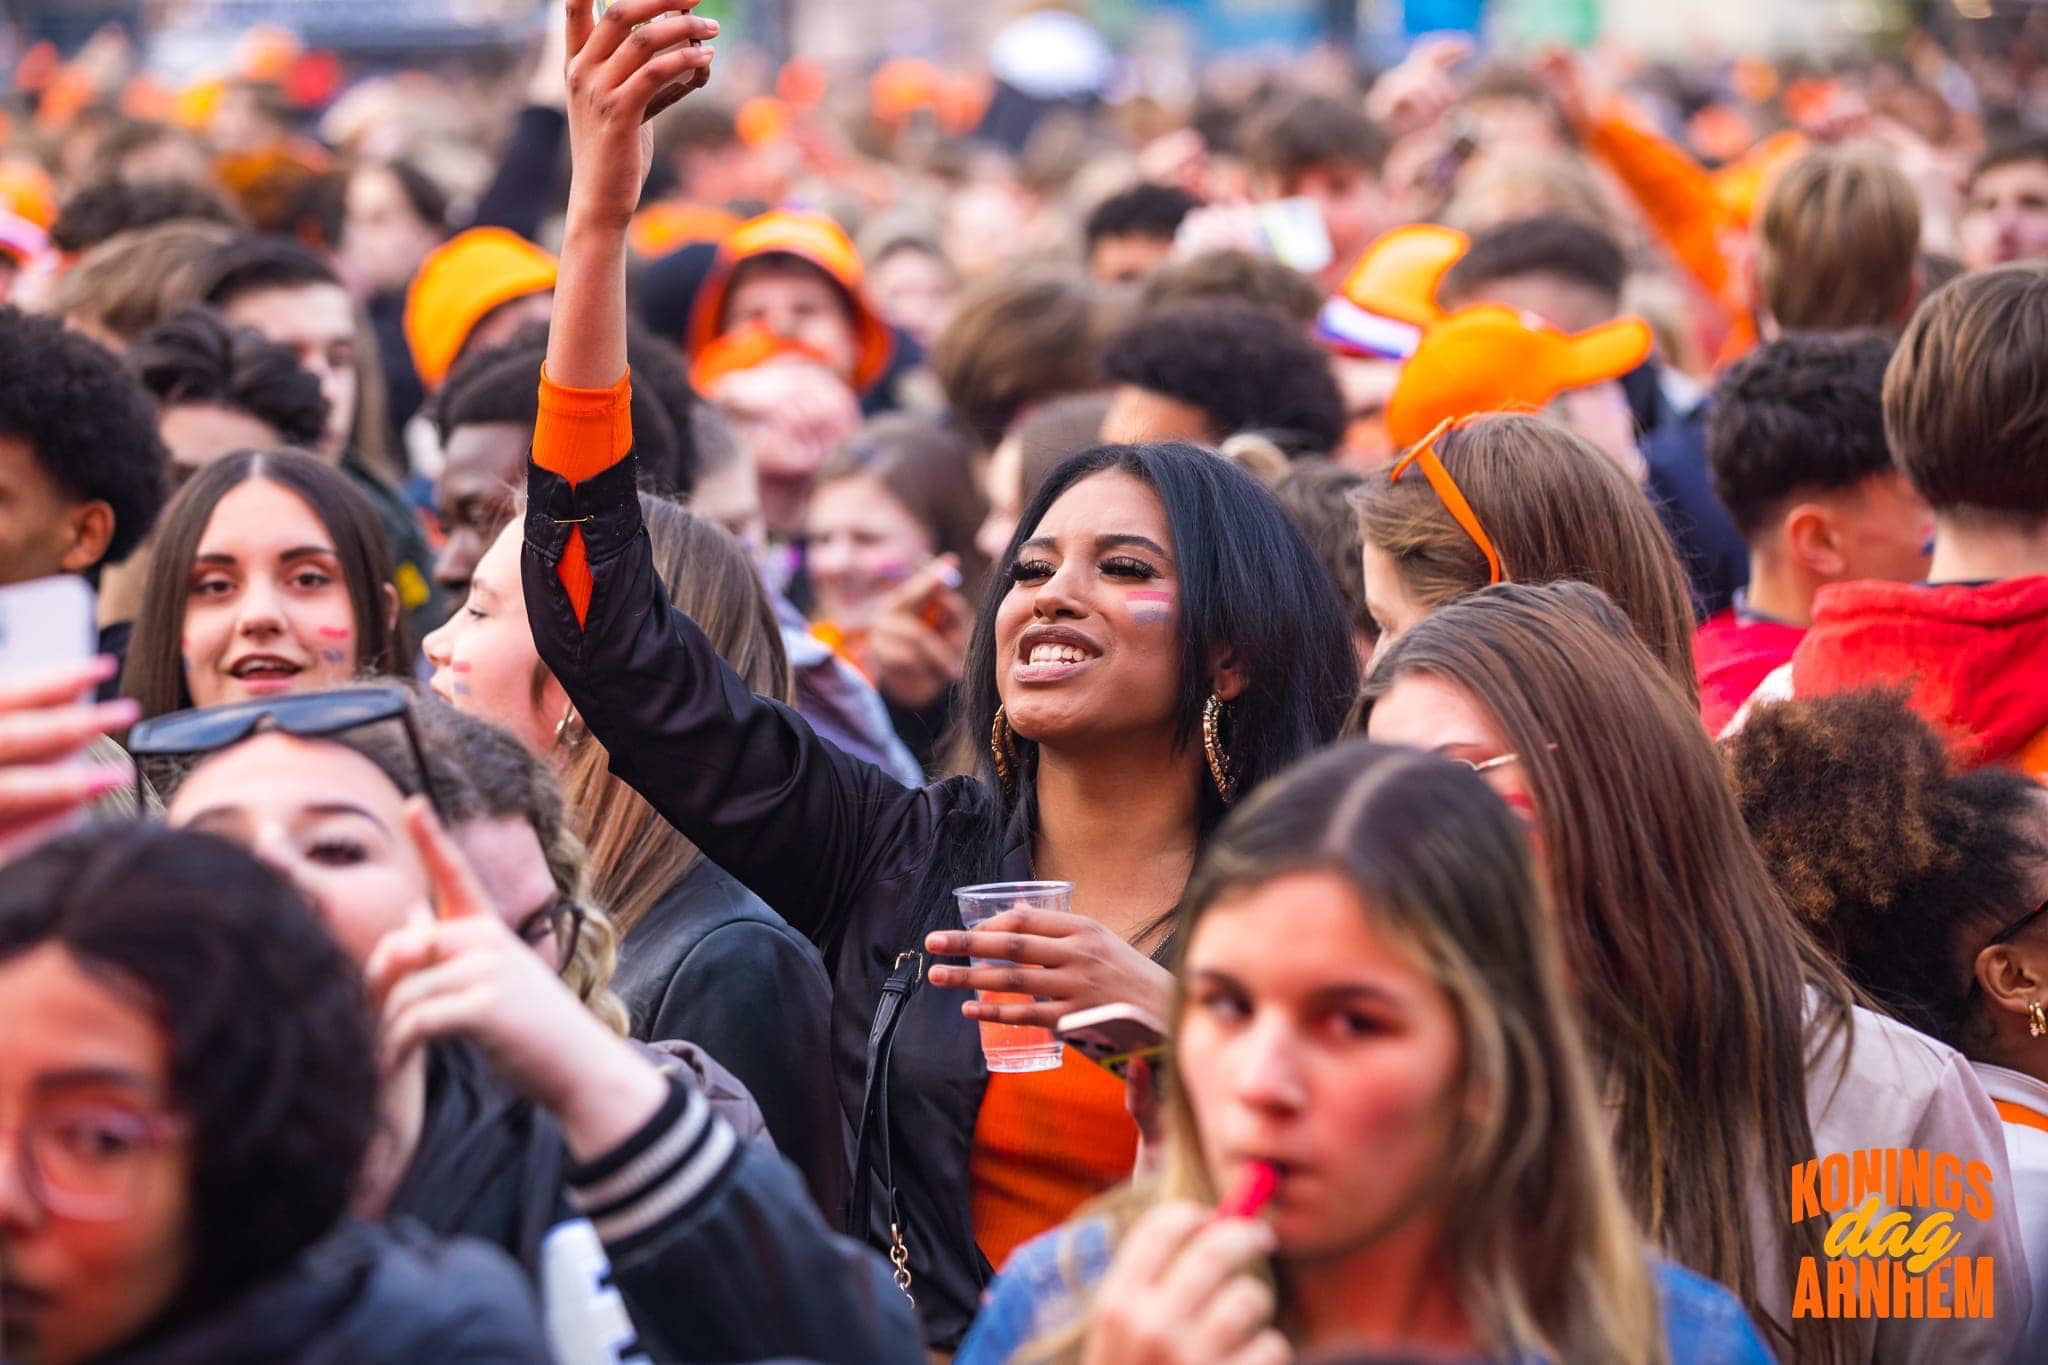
[[4, 1, 2048, 1361]]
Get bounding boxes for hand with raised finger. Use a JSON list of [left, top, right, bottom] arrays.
[[0, 657, 138, 864], [1080, 1202, 1282, 1365], [562, 0, 719, 230], [368, 799, 668, 1157], [924, 908, 1177, 1032]]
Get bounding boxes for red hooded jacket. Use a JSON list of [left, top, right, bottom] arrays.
[[1790, 576, 2048, 778]]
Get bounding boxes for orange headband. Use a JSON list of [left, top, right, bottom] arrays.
[[1389, 417, 1503, 586]]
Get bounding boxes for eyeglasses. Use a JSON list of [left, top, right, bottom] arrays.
[[516, 894, 587, 971], [8, 1102, 188, 1221], [1987, 899, 2048, 950], [128, 686, 443, 820], [1390, 417, 1503, 586]]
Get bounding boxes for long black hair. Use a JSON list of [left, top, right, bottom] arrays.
[[922, 442, 1358, 936], [0, 823, 379, 1329]]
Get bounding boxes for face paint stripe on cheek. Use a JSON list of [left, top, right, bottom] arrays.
[[316, 625, 350, 640], [1127, 589, 1176, 623]]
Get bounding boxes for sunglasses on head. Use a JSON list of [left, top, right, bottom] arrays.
[[128, 686, 444, 821], [1390, 416, 1503, 587]]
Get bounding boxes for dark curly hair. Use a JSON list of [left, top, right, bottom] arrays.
[[128, 305, 330, 451], [1083, 183, 1201, 250], [48, 179, 248, 256], [1725, 688, 2047, 1049], [0, 823, 379, 1325], [434, 320, 692, 497], [0, 305, 169, 569], [1106, 301, 1345, 458], [1707, 330, 1897, 539]]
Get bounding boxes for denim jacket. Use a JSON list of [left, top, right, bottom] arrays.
[[955, 1218, 1776, 1365]]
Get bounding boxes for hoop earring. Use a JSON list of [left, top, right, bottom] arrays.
[[991, 706, 1019, 796], [554, 705, 581, 746], [1202, 694, 1237, 804], [2030, 1001, 2046, 1039]]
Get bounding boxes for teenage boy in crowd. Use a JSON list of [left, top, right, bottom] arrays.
[[1755, 265, 2048, 777], [1698, 331, 1931, 732], [1083, 182, 1200, 285], [1960, 133, 2048, 271], [1241, 92, 1391, 292], [200, 237, 447, 636], [1645, 143, 1925, 618]]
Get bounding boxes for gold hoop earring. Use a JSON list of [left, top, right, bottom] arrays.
[[991, 706, 1019, 795], [2030, 1000, 2046, 1039], [1203, 694, 1237, 804]]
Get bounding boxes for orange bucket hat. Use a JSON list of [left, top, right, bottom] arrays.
[[1316, 223, 1468, 359], [686, 210, 894, 395], [1385, 304, 1653, 449], [404, 227, 559, 390]]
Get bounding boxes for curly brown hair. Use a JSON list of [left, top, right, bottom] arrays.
[[1725, 688, 2047, 1047]]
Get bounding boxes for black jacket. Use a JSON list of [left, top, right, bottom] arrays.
[[102, 1218, 547, 1364], [526, 455, 1044, 1348], [389, 1040, 919, 1363], [612, 856, 850, 1217]]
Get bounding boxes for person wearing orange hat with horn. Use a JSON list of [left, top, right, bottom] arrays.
[[1386, 302, 1654, 485]]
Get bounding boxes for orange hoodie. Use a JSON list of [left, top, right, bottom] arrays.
[[1789, 576, 2048, 779]]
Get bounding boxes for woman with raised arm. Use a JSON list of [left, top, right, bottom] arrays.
[[524, 1, 1358, 1343]]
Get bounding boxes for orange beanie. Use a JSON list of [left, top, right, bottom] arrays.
[[404, 228, 558, 390]]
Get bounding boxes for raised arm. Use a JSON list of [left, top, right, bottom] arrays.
[[525, 0, 955, 948]]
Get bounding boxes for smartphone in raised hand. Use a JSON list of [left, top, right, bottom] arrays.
[[1057, 1002, 1167, 1079], [0, 576, 95, 686]]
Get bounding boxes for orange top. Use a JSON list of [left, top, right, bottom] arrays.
[[532, 368, 635, 626], [629, 200, 743, 259], [969, 1048, 1138, 1275]]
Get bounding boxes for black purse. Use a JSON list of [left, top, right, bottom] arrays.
[[847, 948, 924, 1305]]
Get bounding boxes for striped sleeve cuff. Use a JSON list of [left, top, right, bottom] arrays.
[[564, 1076, 740, 1252], [535, 366, 633, 486]]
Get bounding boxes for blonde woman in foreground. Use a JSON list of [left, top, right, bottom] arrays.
[[955, 740, 1772, 1365]]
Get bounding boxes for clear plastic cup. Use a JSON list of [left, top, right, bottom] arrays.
[[953, 881, 1070, 1073]]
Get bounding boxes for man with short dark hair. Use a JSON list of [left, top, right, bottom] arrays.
[[1697, 332, 1928, 731], [1961, 133, 2048, 270], [1084, 183, 1201, 284], [1101, 301, 1346, 457]]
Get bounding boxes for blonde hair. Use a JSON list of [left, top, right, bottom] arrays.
[[1023, 742, 1667, 1363], [55, 219, 235, 344], [557, 494, 793, 935]]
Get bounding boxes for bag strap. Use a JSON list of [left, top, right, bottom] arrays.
[[850, 949, 923, 1305]]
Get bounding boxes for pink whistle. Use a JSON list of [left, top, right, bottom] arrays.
[[1216, 1161, 1280, 1220]]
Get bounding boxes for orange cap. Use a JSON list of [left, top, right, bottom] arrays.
[[689, 321, 834, 394], [1385, 304, 1653, 449], [1316, 224, 1468, 359], [687, 210, 894, 393], [403, 227, 559, 390], [0, 159, 57, 231]]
